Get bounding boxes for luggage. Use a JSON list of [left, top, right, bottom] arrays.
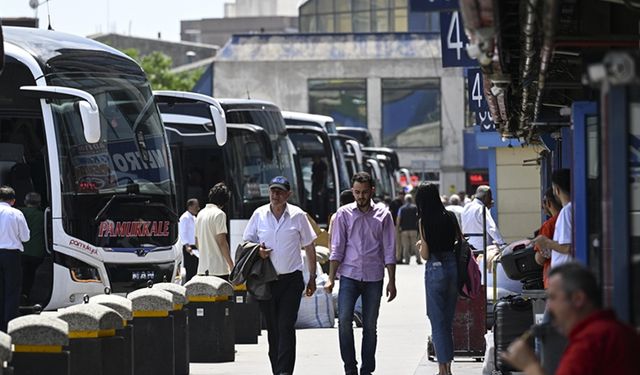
[[494, 296, 534, 373], [500, 242, 543, 290], [427, 290, 488, 361]]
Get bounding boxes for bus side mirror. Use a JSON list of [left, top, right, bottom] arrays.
[[20, 85, 101, 143], [209, 104, 227, 146]]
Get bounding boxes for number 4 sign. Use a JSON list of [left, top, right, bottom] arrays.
[[467, 68, 488, 111], [440, 11, 476, 67]]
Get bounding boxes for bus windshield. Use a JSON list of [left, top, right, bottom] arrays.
[[225, 108, 300, 205], [48, 72, 177, 248]]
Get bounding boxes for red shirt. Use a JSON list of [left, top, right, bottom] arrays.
[[534, 214, 557, 288], [556, 310, 640, 375]]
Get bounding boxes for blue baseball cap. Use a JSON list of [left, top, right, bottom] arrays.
[[269, 176, 291, 191]]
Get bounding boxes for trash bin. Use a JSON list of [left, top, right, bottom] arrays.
[[153, 283, 189, 375], [0, 331, 11, 375], [184, 275, 235, 362], [8, 315, 70, 375], [56, 303, 124, 375], [90, 294, 134, 375], [233, 283, 260, 344], [128, 287, 174, 375]]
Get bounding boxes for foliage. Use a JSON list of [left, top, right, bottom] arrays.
[[122, 48, 204, 91]]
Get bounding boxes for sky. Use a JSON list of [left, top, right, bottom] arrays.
[[2, 0, 225, 41]]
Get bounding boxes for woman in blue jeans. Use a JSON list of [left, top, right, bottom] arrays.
[[415, 183, 458, 375]]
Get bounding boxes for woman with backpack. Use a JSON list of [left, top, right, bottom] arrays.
[[416, 182, 459, 375]]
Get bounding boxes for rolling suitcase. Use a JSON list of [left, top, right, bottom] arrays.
[[493, 296, 534, 373]]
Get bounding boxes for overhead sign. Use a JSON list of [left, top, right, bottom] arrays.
[[410, 0, 459, 12], [476, 111, 496, 132], [440, 11, 476, 67], [467, 68, 488, 111]]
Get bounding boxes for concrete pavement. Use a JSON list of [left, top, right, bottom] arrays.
[[191, 262, 483, 374]]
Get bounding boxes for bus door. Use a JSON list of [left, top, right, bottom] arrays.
[[0, 21, 4, 75], [286, 125, 339, 225], [225, 124, 274, 254]]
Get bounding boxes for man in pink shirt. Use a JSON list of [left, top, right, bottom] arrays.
[[325, 172, 397, 375]]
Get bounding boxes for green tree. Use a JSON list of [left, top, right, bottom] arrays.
[[123, 48, 204, 91]]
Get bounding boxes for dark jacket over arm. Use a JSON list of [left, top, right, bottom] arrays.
[[230, 241, 278, 300]]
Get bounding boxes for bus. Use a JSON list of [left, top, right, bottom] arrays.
[[0, 27, 196, 309], [156, 97, 299, 253], [336, 126, 375, 147], [362, 147, 400, 199]]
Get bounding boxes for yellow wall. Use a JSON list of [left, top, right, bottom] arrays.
[[495, 147, 542, 243]]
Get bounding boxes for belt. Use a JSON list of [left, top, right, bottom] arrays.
[[464, 233, 484, 237]]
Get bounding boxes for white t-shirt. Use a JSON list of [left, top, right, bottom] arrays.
[[0, 202, 30, 250], [551, 202, 573, 267], [195, 204, 228, 276], [178, 211, 196, 246], [243, 203, 317, 275]]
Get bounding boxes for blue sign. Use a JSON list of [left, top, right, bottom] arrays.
[[410, 0, 459, 12], [440, 11, 476, 67], [476, 111, 496, 132], [467, 68, 488, 111]]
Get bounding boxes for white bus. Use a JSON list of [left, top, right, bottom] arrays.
[[156, 97, 299, 254], [0, 27, 209, 309]]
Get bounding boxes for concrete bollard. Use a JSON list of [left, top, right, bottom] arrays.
[[90, 294, 134, 375], [128, 288, 174, 375], [0, 331, 11, 375], [56, 303, 124, 375], [233, 284, 260, 344], [153, 283, 189, 375], [8, 315, 70, 375], [184, 275, 235, 362]]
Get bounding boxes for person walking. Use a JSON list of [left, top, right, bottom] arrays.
[[18, 192, 45, 302], [415, 182, 459, 375], [388, 190, 406, 263], [179, 198, 200, 282], [445, 194, 464, 226], [326, 172, 397, 375], [195, 183, 233, 279], [397, 194, 421, 265], [242, 176, 318, 375], [461, 185, 505, 251], [0, 186, 30, 331]]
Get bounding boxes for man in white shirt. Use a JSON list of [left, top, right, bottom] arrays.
[[179, 198, 199, 282], [0, 186, 30, 331], [461, 185, 505, 251], [533, 169, 573, 268], [195, 183, 233, 279], [446, 194, 465, 226], [243, 176, 318, 375]]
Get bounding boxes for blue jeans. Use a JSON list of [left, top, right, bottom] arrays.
[[425, 252, 458, 364], [338, 276, 383, 375]]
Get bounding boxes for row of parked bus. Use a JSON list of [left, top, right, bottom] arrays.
[[0, 26, 405, 312]]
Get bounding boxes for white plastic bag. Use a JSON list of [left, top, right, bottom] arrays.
[[482, 331, 496, 375], [295, 288, 335, 329]]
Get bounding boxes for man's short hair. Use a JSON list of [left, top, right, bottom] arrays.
[[0, 186, 16, 201], [548, 262, 602, 308], [475, 185, 491, 200], [351, 172, 374, 188], [552, 169, 571, 195], [208, 183, 231, 206], [24, 192, 41, 207], [449, 194, 460, 205], [186, 198, 199, 209], [404, 194, 413, 204]]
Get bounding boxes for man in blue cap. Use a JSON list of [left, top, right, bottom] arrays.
[[243, 176, 318, 375]]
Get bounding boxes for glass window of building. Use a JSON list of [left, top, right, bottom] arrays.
[[300, 1, 316, 15], [375, 0, 390, 8], [374, 10, 390, 32], [317, 0, 334, 13], [336, 12, 353, 32], [308, 79, 368, 128], [353, 0, 372, 11], [319, 14, 335, 32], [300, 15, 317, 32], [393, 7, 408, 31], [353, 11, 372, 32], [393, 0, 408, 7], [336, 1, 351, 12], [382, 78, 441, 148]]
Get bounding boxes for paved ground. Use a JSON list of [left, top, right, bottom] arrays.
[[191, 261, 484, 375]]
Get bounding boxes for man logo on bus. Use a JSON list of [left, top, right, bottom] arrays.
[[98, 220, 170, 238]]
